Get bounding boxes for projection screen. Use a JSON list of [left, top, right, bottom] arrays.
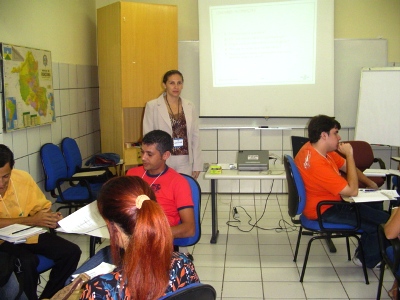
[[198, 0, 334, 118]]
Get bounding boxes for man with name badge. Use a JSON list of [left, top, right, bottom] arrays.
[[0, 144, 81, 299]]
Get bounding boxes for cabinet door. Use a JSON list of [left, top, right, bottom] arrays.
[[121, 2, 178, 108]]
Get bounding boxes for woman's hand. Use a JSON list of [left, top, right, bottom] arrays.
[[192, 171, 200, 180]]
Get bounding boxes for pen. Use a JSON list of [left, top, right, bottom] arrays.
[[360, 189, 376, 192], [12, 226, 35, 235]]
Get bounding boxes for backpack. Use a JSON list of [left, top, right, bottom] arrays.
[[0, 252, 24, 300], [85, 153, 120, 167]]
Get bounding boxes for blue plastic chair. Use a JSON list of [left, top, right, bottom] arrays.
[[283, 154, 369, 284], [61, 137, 85, 178], [40, 143, 101, 214], [158, 283, 216, 300], [173, 174, 201, 247], [61, 137, 111, 180]]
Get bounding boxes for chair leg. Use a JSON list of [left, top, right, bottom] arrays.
[[300, 236, 317, 282], [376, 261, 386, 300], [345, 237, 351, 261], [294, 227, 303, 262], [355, 236, 369, 285]]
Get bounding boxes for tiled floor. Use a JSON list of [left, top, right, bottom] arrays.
[[40, 192, 395, 299]]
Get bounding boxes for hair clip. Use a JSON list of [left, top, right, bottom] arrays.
[[136, 195, 150, 209]]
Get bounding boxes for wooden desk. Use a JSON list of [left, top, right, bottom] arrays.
[[204, 165, 286, 243]]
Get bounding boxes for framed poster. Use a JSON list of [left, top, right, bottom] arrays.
[[0, 43, 55, 132]]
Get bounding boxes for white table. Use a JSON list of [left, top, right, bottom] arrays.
[[363, 168, 400, 190], [204, 164, 286, 243]]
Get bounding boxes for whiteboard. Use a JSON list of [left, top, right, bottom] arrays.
[[355, 68, 400, 146], [334, 39, 387, 127]]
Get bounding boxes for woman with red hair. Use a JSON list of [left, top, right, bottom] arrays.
[[79, 176, 199, 300]]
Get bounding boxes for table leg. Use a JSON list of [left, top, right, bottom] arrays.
[[210, 179, 219, 243]]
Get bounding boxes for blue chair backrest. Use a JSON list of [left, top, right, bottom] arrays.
[[61, 137, 82, 178], [173, 174, 201, 247], [40, 143, 69, 191], [284, 155, 306, 216]]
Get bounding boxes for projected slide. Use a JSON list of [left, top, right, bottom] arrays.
[[199, 0, 334, 118], [210, 1, 316, 87]]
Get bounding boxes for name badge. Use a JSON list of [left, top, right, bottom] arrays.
[[173, 138, 183, 147]]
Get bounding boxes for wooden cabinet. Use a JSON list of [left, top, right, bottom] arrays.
[[97, 2, 178, 169]]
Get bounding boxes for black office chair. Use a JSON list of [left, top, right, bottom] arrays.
[[291, 136, 309, 158], [284, 154, 369, 284]]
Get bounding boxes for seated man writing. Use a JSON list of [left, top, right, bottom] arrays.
[[294, 115, 389, 269], [0, 144, 81, 299], [68, 130, 195, 281]]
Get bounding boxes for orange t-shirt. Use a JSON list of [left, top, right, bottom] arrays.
[[294, 142, 347, 220]]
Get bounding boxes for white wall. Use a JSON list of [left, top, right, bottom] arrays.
[[0, 0, 100, 201]]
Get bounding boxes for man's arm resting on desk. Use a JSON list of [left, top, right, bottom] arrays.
[[0, 210, 62, 229], [356, 168, 379, 189], [171, 207, 195, 239]]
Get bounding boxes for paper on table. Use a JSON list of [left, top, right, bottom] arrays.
[[57, 201, 109, 238], [0, 224, 46, 243], [363, 169, 389, 177], [351, 190, 399, 203], [71, 262, 116, 280]]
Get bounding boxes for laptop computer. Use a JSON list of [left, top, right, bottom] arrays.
[[237, 150, 269, 171]]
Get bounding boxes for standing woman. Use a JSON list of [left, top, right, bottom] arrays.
[[79, 176, 199, 300], [143, 70, 202, 179]]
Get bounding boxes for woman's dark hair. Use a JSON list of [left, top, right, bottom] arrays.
[[142, 130, 173, 155], [308, 115, 341, 143], [162, 70, 184, 84], [97, 176, 173, 300], [0, 144, 15, 169]]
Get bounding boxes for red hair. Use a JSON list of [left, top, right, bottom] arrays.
[[97, 176, 173, 300]]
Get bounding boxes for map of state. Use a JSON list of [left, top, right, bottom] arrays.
[[2, 44, 55, 131]]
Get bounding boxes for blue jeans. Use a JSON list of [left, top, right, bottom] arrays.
[[0, 272, 28, 300], [66, 246, 112, 285], [322, 203, 389, 268]]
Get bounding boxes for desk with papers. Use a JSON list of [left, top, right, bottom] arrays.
[[363, 168, 400, 190], [344, 189, 400, 203], [203, 164, 286, 243]]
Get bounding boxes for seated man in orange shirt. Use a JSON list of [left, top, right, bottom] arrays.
[[294, 115, 389, 269]]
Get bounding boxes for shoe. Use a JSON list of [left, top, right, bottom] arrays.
[[352, 256, 363, 267], [373, 261, 381, 270], [352, 255, 381, 270]]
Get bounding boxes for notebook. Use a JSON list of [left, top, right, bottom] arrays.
[[237, 150, 269, 171]]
